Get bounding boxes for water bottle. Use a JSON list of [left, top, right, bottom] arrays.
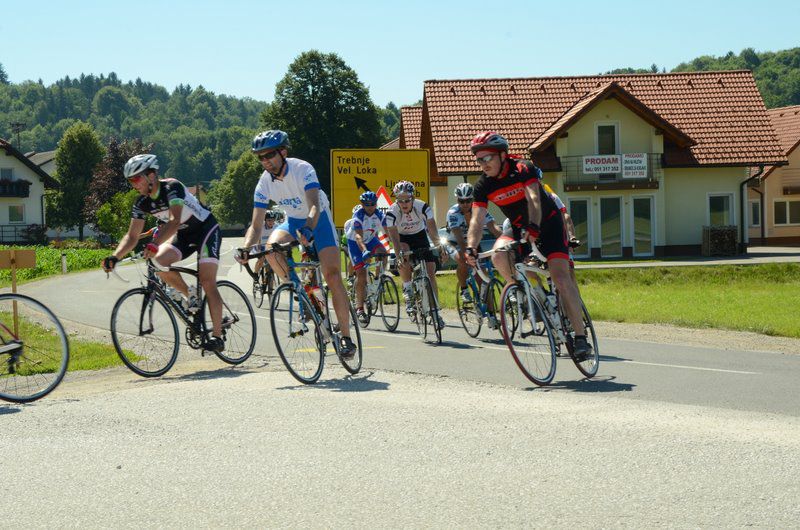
[[184, 286, 199, 313]]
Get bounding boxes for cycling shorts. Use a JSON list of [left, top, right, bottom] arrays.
[[400, 230, 437, 263], [500, 210, 570, 262], [165, 215, 222, 264], [275, 209, 339, 252]]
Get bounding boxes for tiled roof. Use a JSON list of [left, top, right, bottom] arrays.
[[760, 105, 800, 178], [379, 137, 400, 149], [423, 71, 787, 175], [399, 106, 422, 149]]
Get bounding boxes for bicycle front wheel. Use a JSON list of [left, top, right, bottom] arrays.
[[423, 277, 442, 344], [457, 280, 482, 338], [205, 280, 256, 365], [111, 288, 179, 377], [270, 283, 324, 384], [0, 294, 70, 403], [564, 302, 600, 378], [378, 275, 399, 332], [412, 281, 428, 341], [324, 292, 363, 375], [500, 283, 556, 386]]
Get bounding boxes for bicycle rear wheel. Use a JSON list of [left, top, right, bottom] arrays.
[[324, 292, 363, 374], [270, 283, 324, 384], [111, 288, 179, 377], [412, 281, 427, 341], [457, 279, 482, 338], [0, 294, 70, 403], [204, 280, 256, 365], [500, 283, 556, 386], [378, 275, 399, 332], [252, 277, 264, 309], [564, 302, 600, 378]]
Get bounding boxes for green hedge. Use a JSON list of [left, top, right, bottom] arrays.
[[0, 245, 110, 287]]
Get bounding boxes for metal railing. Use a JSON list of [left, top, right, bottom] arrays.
[[0, 224, 38, 243], [561, 153, 662, 188]]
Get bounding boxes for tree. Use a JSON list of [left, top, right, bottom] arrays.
[[96, 189, 152, 241], [261, 50, 383, 194], [0, 62, 8, 84], [48, 121, 105, 239], [84, 137, 152, 229], [207, 150, 262, 226], [380, 102, 401, 143]]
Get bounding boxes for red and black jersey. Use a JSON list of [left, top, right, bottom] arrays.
[[473, 159, 558, 228]]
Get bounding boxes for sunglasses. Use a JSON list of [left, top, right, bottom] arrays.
[[397, 198, 413, 204], [127, 174, 145, 184], [458, 199, 473, 204], [361, 202, 377, 207], [257, 150, 280, 161], [475, 154, 495, 163]]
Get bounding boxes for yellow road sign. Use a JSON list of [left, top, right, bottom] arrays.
[[330, 149, 429, 227]]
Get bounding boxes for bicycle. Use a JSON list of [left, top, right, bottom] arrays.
[[240, 245, 277, 308], [494, 241, 599, 385], [0, 293, 69, 403], [347, 255, 400, 332], [457, 252, 505, 338], [402, 247, 444, 345], [258, 241, 363, 384], [109, 247, 257, 377]]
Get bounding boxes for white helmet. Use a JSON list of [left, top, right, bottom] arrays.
[[454, 182, 474, 200], [392, 180, 415, 197], [124, 154, 159, 178]]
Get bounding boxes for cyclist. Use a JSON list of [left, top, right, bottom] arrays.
[[254, 208, 280, 274], [237, 129, 357, 357], [343, 204, 362, 280], [464, 132, 592, 360], [384, 180, 445, 330], [101, 154, 225, 353], [445, 182, 501, 303], [345, 191, 388, 325]]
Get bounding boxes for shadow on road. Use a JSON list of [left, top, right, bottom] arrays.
[[528, 375, 635, 393], [277, 370, 390, 393], [0, 404, 22, 415], [164, 366, 257, 383]]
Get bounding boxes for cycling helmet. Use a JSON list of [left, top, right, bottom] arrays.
[[273, 208, 286, 222], [352, 204, 363, 214], [469, 131, 509, 154], [454, 182, 474, 200], [251, 130, 290, 152], [359, 191, 377, 204], [392, 180, 415, 197], [123, 154, 159, 178], [265, 209, 279, 221]]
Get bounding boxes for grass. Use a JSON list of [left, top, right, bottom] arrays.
[[0, 245, 109, 288], [430, 263, 800, 338]]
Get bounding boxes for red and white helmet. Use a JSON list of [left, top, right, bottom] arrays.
[[469, 131, 509, 154]]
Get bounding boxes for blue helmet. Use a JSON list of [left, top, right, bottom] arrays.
[[252, 130, 290, 152], [359, 191, 377, 204]]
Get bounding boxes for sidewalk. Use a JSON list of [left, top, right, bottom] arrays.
[[575, 245, 800, 269]]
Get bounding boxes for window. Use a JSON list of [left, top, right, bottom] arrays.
[[708, 194, 734, 226], [600, 197, 622, 257], [749, 200, 761, 228], [0, 168, 12, 181], [568, 198, 589, 258], [597, 125, 617, 155], [774, 200, 800, 225], [9, 205, 24, 224], [632, 197, 654, 256]]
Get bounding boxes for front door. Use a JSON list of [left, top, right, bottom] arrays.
[[632, 196, 654, 256], [600, 197, 622, 258]]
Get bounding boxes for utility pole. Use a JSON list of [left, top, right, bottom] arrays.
[[10, 122, 25, 150]]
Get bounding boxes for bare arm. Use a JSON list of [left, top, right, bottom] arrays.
[[386, 225, 402, 256], [524, 183, 543, 227], [354, 229, 367, 252], [243, 207, 267, 249], [425, 218, 438, 247], [451, 227, 466, 252], [152, 204, 183, 245], [304, 187, 321, 229], [467, 206, 487, 249], [486, 219, 502, 238], [112, 218, 147, 259]]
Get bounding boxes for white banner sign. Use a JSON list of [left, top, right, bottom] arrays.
[[622, 153, 648, 179], [583, 155, 621, 174]]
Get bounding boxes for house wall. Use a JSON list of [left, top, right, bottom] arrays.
[[749, 147, 800, 244], [562, 98, 655, 156], [0, 152, 46, 226]]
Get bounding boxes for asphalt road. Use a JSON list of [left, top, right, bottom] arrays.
[[2, 238, 798, 527]]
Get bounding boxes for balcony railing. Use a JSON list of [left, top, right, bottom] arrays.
[[0, 180, 32, 198], [561, 153, 662, 191], [0, 224, 41, 243]]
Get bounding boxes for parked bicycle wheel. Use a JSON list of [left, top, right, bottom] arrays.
[[500, 283, 556, 386], [422, 276, 442, 344], [111, 288, 179, 377], [0, 293, 70, 403], [563, 301, 600, 378], [324, 291, 363, 375], [378, 275, 400, 332], [203, 280, 256, 365], [456, 280, 482, 338], [270, 283, 324, 384]]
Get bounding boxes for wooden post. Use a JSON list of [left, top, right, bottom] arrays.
[[11, 249, 19, 336], [0, 248, 37, 337]]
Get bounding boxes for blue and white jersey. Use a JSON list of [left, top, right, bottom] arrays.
[[260, 225, 275, 244], [446, 203, 494, 240], [253, 158, 330, 219], [345, 208, 386, 243], [385, 199, 433, 235]]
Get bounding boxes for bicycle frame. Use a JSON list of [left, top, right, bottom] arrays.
[[510, 261, 568, 346], [469, 255, 499, 318]]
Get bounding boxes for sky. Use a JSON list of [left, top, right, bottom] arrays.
[[1, 0, 798, 108]]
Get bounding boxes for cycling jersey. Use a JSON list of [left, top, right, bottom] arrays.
[[543, 183, 567, 213], [345, 208, 386, 243], [260, 225, 275, 244], [253, 158, 331, 219], [385, 199, 433, 236], [473, 160, 558, 230], [446, 203, 494, 243]]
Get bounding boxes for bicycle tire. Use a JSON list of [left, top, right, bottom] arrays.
[[563, 302, 600, 378], [367, 270, 379, 316], [324, 294, 363, 375], [270, 283, 324, 384], [265, 269, 277, 304], [110, 288, 179, 378], [378, 274, 400, 332], [252, 277, 264, 308], [204, 280, 256, 365], [457, 278, 482, 338], [500, 283, 556, 386], [422, 276, 442, 344], [0, 293, 70, 403], [487, 278, 505, 336], [412, 280, 427, 340]]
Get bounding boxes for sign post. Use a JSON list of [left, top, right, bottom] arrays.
[[0, 248, 37, 335], [330, 149, 430, 227]]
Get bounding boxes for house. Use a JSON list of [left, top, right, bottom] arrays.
[[748, 105, 800, 244], [0, 139, 60, 243], [401, 71, 787, 257]]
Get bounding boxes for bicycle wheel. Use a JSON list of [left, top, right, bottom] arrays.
[[422, 277, 442, 344], [252, 277, 264, 309], [324, 291, 363, 374], [457, 279, 482, 338], [500, 283, 556, 386], [412, 281, 427, 340], [0, 294, 70, 403], [563, 302, 600, 378], [270, 283, 324, 384], [378, 274, 400, 332], [367, 271, 379, 316], [111, 288, 179, 377], [487, 279, 506, 335], [265, 269, 277, 304], [204, 280, 256, 365]]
